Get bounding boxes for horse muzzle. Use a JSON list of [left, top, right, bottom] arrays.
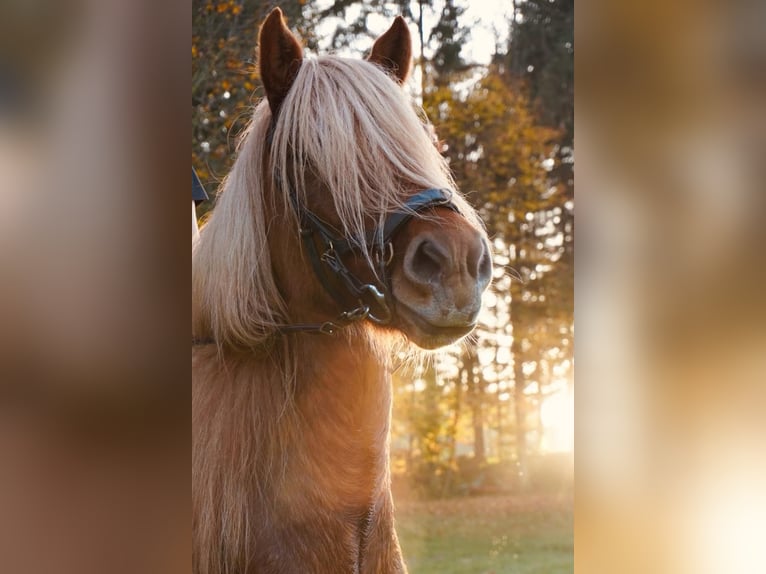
[[391, 224, 492, 349]]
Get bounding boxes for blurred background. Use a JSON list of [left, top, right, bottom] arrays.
[[193, 1, 573, 571], [577, 0, 766, 572], [0, 1, 189, 573]]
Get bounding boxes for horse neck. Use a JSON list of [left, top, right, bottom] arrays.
[[284, 331, 394, 507], [193, 329, 399, 573], [198, 329, 394, 506]]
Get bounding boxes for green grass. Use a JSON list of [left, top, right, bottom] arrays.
[[396, 494, 573, 574]]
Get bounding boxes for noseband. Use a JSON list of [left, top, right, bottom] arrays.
[[283, 181, 458, 335]]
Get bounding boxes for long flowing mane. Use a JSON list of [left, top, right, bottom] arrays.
[[192, 55, 480, 350]]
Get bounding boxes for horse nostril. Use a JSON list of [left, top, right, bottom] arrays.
[[467, 238, 492, 283], [476, 245, 492, 283], [405, 238, 448, 285]]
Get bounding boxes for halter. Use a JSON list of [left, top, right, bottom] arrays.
[[191, 183, 457, 346], [192, 125, 460, 345], [282, 179, 458, 335]]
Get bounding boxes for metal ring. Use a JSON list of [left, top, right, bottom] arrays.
[[340, 305, 370, 323], [361, 284, 392, 324]]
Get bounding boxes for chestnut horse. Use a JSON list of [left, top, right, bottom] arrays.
[[192, 9, 492, 573]]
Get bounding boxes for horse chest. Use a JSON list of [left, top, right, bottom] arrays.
[[248, 342, 402, 572], [288, 341, 391, 502]]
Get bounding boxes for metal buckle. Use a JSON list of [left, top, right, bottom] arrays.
[[316, 304, 370, 336], [319, 321, 339, 335], [340, 304, 370, 323]]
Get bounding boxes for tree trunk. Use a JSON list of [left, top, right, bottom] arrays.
[[511, 281, 529, 490], [441, 367, 463, 497], [496, 381, 503, 461], [418, 0, 426, 96], [447, 368, 463, 464], [465, 348, 485, 465], [536, 360, 548, 453]]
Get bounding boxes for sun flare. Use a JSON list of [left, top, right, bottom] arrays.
[[541, 386, 574, 453]]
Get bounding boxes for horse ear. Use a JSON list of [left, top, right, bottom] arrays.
[[258, 7, 303, 115], [368, 16, 412, 84]]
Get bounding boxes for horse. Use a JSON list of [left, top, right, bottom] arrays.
[[192, 8, 492, 573]]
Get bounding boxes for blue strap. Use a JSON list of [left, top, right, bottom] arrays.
[[192, 167, 209, 204]]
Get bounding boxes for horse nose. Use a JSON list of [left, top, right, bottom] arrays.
[[470, 238, 493, 285], [403, 230, 492, 301], [403, 234, 450, 286]]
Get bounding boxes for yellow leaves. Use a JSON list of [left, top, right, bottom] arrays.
[[210, 1, 242, 16], [193, 165, 210, 184], [423, 68, 561, 229], [192, 44, 198, 58]]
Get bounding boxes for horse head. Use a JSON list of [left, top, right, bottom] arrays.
[[258, 8, 492, 350]]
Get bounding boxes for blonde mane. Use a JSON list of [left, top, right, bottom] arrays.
[[192, 55, 479, 349]]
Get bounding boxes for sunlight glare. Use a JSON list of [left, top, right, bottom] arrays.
[[540, 386, 574, 452]]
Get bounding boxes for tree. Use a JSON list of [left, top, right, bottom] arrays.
[[192, 0, 317, 214], [423, 65, 562, 483], [504, 0, 574, 480], [508, 0, 573, 143], [428, 0, 468, 81]]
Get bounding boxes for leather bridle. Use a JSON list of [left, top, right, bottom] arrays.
[[278, 174, 458, 335], [192, 140, 460, 345], [192, 178, 458, 345]]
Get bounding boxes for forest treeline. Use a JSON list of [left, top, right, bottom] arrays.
[[192, 0, 573, 498]]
